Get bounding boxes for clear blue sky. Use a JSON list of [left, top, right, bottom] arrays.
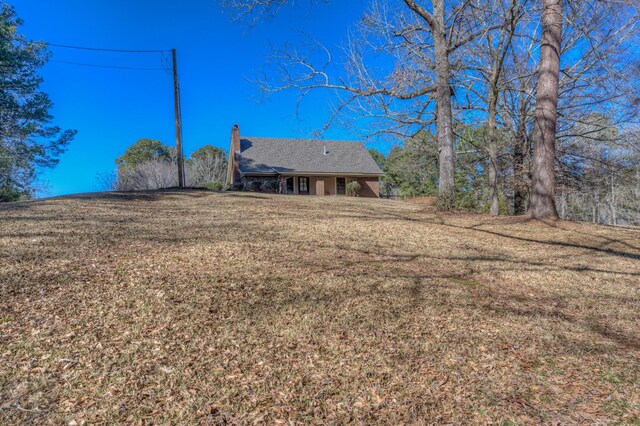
[[15, 0, 371, 196]]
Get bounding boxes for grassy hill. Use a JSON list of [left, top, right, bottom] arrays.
[[1, 190, 639, 424]]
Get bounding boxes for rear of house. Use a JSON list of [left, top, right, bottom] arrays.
[[226, 125, 384, 197]]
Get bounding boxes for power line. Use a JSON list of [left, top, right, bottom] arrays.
[[41, 41, 186, 188], [50, 59, 169, 71], [45, 42, 169, 54]]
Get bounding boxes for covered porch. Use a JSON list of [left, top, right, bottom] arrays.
[[279, 175, 380, 198]]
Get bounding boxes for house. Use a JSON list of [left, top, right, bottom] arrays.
[[225, 125, 384, 197]]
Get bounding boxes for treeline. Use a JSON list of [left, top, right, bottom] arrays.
[[224, 0, 640, 221], [107, 139, 228, 191], [371, 123, 640, 226]]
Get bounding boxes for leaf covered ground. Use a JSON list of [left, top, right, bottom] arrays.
[[1, 190, 639, 424]]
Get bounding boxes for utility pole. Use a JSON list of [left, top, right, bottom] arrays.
[[172, 48, 185, 187]]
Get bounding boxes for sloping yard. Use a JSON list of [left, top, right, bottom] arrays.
[[1, 190, 639, 424]]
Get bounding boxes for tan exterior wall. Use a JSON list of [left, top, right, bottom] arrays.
[[309, 177, 317, 195], [324, 178, 336, 195], [344, 177, 380, 198], [309, 177, 335, 195], [354, 177, 380, 198]]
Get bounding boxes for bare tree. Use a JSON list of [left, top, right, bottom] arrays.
[[497, 0, 639, 216], [557, 119, 640, 226], [186, 152, 228, 186], [462, 0, 525, 215], [402, 0, 455, 205], [115, 153, 227, 191], [225, 0, 501, 207], [225, 0, 640, 220], [117, 159, 178, 191], [500, 41, 537, 215]]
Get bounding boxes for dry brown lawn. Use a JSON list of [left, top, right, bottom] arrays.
[[1, 190, 639, 425]]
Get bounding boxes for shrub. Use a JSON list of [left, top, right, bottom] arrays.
[[263, 179, 280, 193], [232, 182, 244, 191], [455, 192, 478, 211], [435, 192, 458, 211], [346, 181, 361, 196], [202, 181, 224, 191], [480, 194, 511, 215], [250, 181, 262, 192], [0, 186, 26, 202]]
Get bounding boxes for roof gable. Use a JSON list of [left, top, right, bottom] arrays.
[[235, 137, 383, 175]]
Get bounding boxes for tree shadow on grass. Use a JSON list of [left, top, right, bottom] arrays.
[[47, 191, 162, 202], [3, 190, 638, 355], [479, 294, 640, 352], [250, 270, 638, 357], [252, 238, 640, 355], [304, 241, 640, 278], [461, 222, 640, 261], [0, 189, 228, 214], [221, 192, 273, 200], [553, 222, 640, 251], [336, 206, 640, 262]]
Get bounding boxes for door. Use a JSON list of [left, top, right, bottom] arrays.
[[286, 177, 294, 194], [336, 177, 346, 195], [316, 179, 325, 196], [298, 177, 309, 194]]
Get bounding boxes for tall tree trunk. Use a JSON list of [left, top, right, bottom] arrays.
[[610, 172, 617, 226], [488, 91, 499, 216], [433, 1, 455, 207], [529, 0, 562, 220], [486, 0, 518, 217], [513, 114, 528, 215], [402, 0, 455, 207], [512, 68, 530, 216]]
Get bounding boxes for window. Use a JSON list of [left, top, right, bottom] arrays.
[[336, 177, 346, 195], [286, 177, 294, 194], [298, 177, 309, 194]]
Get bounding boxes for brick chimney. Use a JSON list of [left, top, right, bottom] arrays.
[[231, 124, 241, 154], [226, 124, 242, 185]]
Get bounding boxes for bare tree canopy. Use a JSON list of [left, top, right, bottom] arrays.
[[223, 0, 640, 221], [113, 140, 228, 191]]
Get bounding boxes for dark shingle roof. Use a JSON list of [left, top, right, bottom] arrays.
[[236, 137, 383, 175]]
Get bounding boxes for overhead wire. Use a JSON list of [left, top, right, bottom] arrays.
[[43, 42, 172, 72], [39, 42, 185, 186], [44, 42, 170, 54], [50, 59, 169, 71]]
